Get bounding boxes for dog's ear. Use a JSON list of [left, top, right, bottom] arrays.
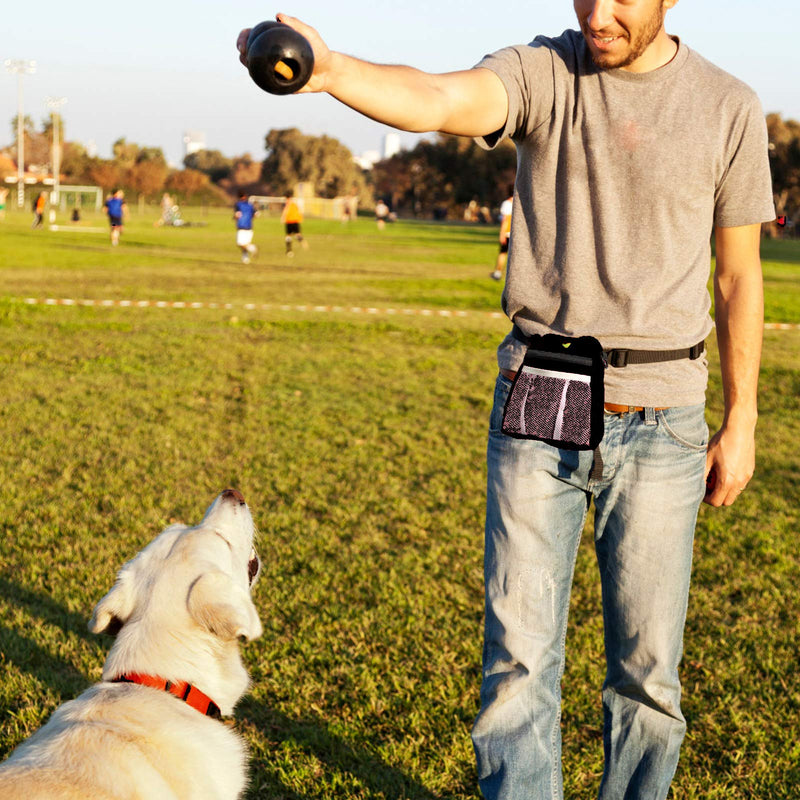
[[187, 571, 263, 642], [88, 572, 136, 636]]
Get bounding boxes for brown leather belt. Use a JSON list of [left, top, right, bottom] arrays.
[[499, 369, 667, 414]]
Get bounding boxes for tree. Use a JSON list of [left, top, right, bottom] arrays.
[[166, 168, 210, 199], [60, 141, 91, 182], [136, 146, 166, 166], [88, 159, 123, 192], [372, 133, 516, 217], [262, 128, 367, 198], [766, 113, 800, 230], [230, 154, 261, 189], [112, 138, 139, 169], [128, 160, 168, 200], [10, 113, 49, 167], [10, 114, 35, 142], [41, 112, 65, 144], [0, 154, 16, 179], [183, 149, 232, 183]]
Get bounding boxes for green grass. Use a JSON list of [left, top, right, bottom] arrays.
[[0, 207, 798, 798]]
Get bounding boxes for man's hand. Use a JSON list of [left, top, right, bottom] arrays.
[[237, 15, 333, 94], [704, 422, 756, 507]]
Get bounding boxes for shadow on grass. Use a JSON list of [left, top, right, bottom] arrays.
[[0, 577, 447, 798], [240, 698, 445, 800], [0, 576, 96, 700]]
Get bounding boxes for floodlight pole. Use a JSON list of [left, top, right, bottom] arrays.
[[4, 59, 37, 208], [46, 96, 67, 211]]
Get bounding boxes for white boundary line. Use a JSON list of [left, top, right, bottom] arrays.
[[48, 225, 106, 233], [16, 297, 800, 329], [21, 297, 506, 320]]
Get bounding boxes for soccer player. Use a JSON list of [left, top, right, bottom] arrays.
[[490, 187, 513, 281], [104, 190, 127, 246], [280, 195, 305, 256], [233, 193, 257, 264]]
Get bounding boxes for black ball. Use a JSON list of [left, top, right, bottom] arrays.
[[246, 21, 315, 96]]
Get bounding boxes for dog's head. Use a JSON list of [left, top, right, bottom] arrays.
[[89, 490, 262, 710]]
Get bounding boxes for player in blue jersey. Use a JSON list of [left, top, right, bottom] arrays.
[[104, 189, 127, 246], [234, 193, 258, 263]]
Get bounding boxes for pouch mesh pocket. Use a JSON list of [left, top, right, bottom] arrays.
[[502, 366, 592, 447]]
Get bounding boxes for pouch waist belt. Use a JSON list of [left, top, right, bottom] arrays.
[[511, 325, 705, 368]]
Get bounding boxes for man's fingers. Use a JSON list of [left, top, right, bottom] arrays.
[[237, 28, 252, 65], [703, 467, 750, 507], [275, 13, 311, 36]]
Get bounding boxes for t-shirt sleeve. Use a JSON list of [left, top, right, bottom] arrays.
[[472, 40, 556, 150], [714, 92, 775, 227]]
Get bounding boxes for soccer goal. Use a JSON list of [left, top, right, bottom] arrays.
[[56, 185, 104, 212]]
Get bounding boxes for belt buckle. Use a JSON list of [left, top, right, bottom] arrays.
[[606, 349, 629, 368]]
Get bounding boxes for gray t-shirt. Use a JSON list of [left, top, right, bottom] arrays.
[[475, 30, 775, 406]]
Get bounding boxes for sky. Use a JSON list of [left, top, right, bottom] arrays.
[[2, 1, 799, 167]]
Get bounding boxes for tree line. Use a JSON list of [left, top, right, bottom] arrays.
[[1, 112, 798, 223], [767, 113, 800, 234], [0, 114, 226, 205]]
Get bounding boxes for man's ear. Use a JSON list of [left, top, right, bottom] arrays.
[[187, 571, 263, 642], [88, 572, 136, 635]]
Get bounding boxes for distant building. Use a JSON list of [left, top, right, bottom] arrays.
[[182, 131, 206, 158], [86, 139, 97, 158], [354, 149, 381, 170], [383, 133, 400, 159]]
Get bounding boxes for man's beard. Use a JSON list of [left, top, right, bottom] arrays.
[[588, 4, 665, 70]]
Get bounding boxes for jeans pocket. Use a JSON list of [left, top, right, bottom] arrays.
[[657, 405, 709, 451], [489, 374, 513, 433]]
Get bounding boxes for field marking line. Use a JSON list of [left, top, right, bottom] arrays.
[[19, 297, 506, 319], [16, 297, 800, 329], [47, 225, 106, 233]]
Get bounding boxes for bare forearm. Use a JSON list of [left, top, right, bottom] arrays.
[[704, 224, 763, 506], [714, 256, 763, 427]]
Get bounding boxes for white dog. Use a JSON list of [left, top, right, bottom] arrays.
[[0, 489, 262, 799]]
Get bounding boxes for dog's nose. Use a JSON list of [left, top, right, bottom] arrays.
[[221, 488, 246, 505]]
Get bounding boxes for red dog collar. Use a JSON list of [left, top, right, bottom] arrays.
[[112, 673, 222, 719]]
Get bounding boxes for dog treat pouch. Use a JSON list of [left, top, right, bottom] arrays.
[[501, 333, 606, 450]]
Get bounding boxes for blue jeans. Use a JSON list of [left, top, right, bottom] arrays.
[[473, 374, 708, 800]]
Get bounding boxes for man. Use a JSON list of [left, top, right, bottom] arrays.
[[234, 192, 258, 263], [491, 186, 513, 280], [375, 198, 389, 229], [280, 194, 306, 256], [238, 3, 774, 797], [31, 191, 47, 229], [104, 189, 127, 246]]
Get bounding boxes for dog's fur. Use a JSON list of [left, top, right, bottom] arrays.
[[0, 489, 262, 799]]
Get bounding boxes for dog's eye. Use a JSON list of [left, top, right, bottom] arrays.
[[247, 549, 260, 585]]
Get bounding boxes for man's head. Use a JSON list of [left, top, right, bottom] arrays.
[[574, 0, 678, 72]]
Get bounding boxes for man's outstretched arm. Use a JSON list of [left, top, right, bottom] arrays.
[[237, 14, 509, 139]]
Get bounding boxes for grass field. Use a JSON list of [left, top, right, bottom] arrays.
[[0, 206, 798, 798]]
